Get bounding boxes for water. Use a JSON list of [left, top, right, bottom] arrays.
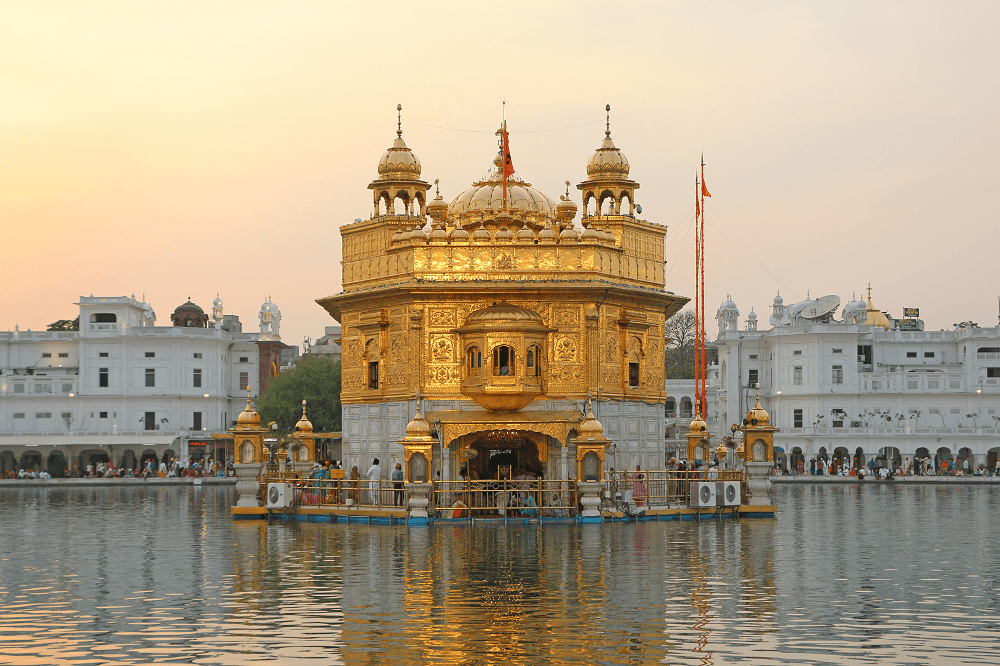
[[1, 483, 998, 665]]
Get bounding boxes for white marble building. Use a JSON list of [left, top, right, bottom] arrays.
[[710, 290, 1000, 472], [0, 294, 288, 475]]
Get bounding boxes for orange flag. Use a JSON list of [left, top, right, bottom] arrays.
[[501, 122, 514, 180], [501, 121, 514, 212], [695, 176, 701, 218], [701, 161, 711, 198]]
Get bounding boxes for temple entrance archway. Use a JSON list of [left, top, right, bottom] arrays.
[[459, 429, 549, 480]]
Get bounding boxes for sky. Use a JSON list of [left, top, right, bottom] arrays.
[[4, 1, 999, 348]]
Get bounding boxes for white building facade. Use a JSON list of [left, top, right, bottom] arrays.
[[710, 291, 1000, 473], [0, 295, 288, 475]]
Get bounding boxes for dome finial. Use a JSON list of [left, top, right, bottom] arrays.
[[867, 282, 872, 302], [396, 103, 402, 137], [605, 103, 611, 137]]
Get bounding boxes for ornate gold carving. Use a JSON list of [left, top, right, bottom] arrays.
[[429, 309, 455, 327], [440, 421, 573, 447], [551, 366, 582, 383], [554, 310, 578, 326], [493, 253, 514, 271], [604, 335, 618, 362], [429, 366, 458, 384], [430, 336, 454, 361], [390, 336, 403, 363], [554, 336, 577, 362]]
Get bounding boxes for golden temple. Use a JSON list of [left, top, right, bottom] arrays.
[[315, 104, 688, 487]]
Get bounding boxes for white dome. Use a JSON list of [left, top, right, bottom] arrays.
[[773, 292, 783, 306]]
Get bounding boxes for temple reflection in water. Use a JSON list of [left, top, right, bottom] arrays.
[[229, 520, 777, 664], [316, 105, 688, 488]]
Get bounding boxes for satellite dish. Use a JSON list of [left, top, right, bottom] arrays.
[[801, 295, 841, 321], [635, 204, 642, 215]]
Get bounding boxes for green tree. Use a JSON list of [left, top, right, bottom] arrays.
[[664, 309, 717, 379], [257, 355, 341, 434], [47, 318, 79, 331]]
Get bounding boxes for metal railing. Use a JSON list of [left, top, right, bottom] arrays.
[[604, 469, 747, 507], [431, 479, 577, 518], [260, 470, 749, 514]]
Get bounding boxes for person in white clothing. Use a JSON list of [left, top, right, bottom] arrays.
[[366, 458, 383, 505]]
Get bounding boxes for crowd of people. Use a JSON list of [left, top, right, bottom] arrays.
[[2, 458, 233, 480], [779, 455, 1000, 478]]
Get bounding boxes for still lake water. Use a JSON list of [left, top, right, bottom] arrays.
[[0, 484, 997, 665]]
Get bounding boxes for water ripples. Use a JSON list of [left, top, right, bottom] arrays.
[[1, 484, 998, 664]]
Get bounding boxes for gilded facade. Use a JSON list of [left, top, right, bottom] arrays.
[[317, 107, 687, 481]]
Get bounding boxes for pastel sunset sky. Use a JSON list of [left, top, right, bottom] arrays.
[[4, 1, 998, 347]]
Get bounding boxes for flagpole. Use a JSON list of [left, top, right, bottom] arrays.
[[700, 154, 706, 419], [694, 172, 702, 415], [502, 120, 508, 213]]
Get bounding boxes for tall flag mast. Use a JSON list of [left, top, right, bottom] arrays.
[[694, 172, 702, 420], [696, 156, 712, 420]]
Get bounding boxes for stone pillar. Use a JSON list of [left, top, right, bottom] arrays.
[[406, 482, 432, 519], [233, 462, 263, 507], [578, 481, 603, 519], [745, 461, 773, 506]]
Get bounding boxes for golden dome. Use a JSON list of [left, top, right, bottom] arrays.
[[237, 398, 261, 428], [450, 224, 470, 242], [556, 181, 578, 221], [405, 408, 432, 438], [461, 302, 546, 329], [295, 403, 313, 432], [865, 295, 891, 329], [688, 415, 707, 434], [586, 107, 629, 180], [715, 442, 728, 458], [587, 134, 630, 179], [426, 180, 449, 221], [746, 395, 770, 426], [448, 152, 556, 224], [577, 404, 605, 439], [516, 222, 535, 242], [376, 106, 421, 181]]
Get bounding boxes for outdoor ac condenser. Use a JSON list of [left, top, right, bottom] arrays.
[[716, 481, 741, 506], [689, 481, 717, 507], [266, 482, 293, 509]]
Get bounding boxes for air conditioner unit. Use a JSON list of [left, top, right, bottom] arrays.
[[690, 481, 717, 508], [266, 482, 293, 509], [851, 421, 862, 428], [716, 481, 741, 506], [857, 355, 864, 362]]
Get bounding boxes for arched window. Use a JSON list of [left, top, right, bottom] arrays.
[[526, 345, 541, 377], [468, 346, 482, 375], [492, 345, 515, 376]]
